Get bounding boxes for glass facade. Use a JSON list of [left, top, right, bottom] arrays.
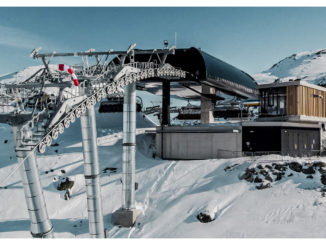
[[260, 87, 286, 117]]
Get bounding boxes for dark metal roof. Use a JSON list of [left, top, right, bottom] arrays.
[[110, 47, 258, 98], [165, 48, 258, 98], [200, 50, 257, 90]]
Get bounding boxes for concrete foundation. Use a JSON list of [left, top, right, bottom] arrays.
[[156, 124, 242, 160], [112, 209, 140, 227]]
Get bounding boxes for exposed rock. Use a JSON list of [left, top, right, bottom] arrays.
[[254, 177, 263, 183], [288, 173, 293, 177], [239, 169, 252, 181], [224, 164, 239, 172], [64, 189, 71, 200], [265, 175, 273, 182], [51, 143, 59, 147], [259, 170, 268, 176], [197, 212, 214, 223], [265, 165, 272, 170], [256, 183, 271, 190], [224, 166, 232, 171], [257, 165, 263, 170], [318, 167, 326, 175], [289, 162, 302, 172], [275, 174, 282, 181], [302, 166, 315, 175], [57, 177, 74, 191], [61, 169, 66, 174], [273, 163, 287, 171], [321, 174, 326, 185], [313, 161, 326, 168], [272, 171, 281, 176], [103, 167, 117, 174], [3, 140, 8, 144], [306, 175, 313, 179], [248, 168, 256, 174]]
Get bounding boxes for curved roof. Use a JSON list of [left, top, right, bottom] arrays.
[[165, 47, 258, 98], [110, 47, 258, 98]]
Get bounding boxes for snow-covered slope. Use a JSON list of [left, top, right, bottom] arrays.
[[2, 65, 326, 238], [1, 107, 326, 238], [253, 48, 326, 85]]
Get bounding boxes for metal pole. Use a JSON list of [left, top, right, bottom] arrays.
[[12, 126, 54, 238], [122, 82, 136, 210], [80, 106, 105, 238], [162, 80, 170, 126]]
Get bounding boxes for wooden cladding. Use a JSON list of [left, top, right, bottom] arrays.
[[286, 85, 326, 117]]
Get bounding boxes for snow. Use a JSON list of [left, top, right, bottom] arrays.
[[2, 62, 326, 238], [1, 107, 326, 238], [254, 48, 326, 85], [0, 65, 57, 85]]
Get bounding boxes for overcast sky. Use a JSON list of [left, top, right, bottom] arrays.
[[1, 7, 326, 75]]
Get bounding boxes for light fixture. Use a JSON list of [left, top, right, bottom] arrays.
[[164, 40, 169, 49]]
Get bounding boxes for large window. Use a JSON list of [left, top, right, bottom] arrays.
[[260, 87, 286, 116]]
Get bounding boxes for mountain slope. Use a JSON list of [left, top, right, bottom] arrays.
[[253, 48, 326, 85]]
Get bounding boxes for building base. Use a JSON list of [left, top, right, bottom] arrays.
[[112, 209, 140, 227], [156, 124, 242, 160]]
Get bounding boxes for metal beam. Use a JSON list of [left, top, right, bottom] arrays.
[[34, 49, 175, 59], [4, 82, 71, 89]]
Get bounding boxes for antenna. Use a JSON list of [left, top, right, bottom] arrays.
[[127, 43, 136, 53]]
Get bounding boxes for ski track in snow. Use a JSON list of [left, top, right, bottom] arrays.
[[143, 160, 177, 213]]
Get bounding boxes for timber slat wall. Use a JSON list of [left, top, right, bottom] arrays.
[[286, 85, 326, 117]]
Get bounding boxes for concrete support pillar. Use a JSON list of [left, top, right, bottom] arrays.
[[12, 126, 54, 238], [112, 82, 139, 227], [201, 84, 216, 124], [80, 106, 105, 238]]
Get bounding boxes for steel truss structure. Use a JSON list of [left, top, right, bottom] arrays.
[[0, 44, 187, 238]]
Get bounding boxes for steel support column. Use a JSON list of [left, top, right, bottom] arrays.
[[80, 106, 105, 238], [122, 82, 136, 210], [12, 126, 54, 238], [162, 80, 171, 126], [112, 82, 139, 227]]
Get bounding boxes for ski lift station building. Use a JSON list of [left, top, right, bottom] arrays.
[[154, 49, 326, 159], [242, 80, 326, 157]]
